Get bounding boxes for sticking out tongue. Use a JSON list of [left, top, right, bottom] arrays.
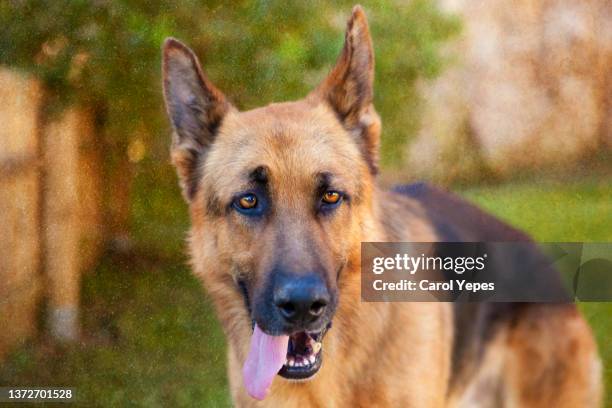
[[242, 324, 289, 400]]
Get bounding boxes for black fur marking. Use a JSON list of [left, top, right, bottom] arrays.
[[316, 172, 333, 194], [184, 148, 203, 200], [250, 166, 268, 184], [392, 182, 528, 242], [237, 279, 252, 317]]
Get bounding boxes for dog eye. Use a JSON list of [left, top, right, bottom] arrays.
[[237, 193, 258, 210], [322, 191, 342, 205], [232, 192, 267, 217]]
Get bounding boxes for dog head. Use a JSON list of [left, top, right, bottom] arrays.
[[162, 5, 379, 392]]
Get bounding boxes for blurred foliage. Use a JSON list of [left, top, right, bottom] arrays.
[[0, 0, 459, 167]]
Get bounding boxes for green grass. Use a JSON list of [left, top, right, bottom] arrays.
[[460, 178, 612, 242], [0, 254, 230, 407], [0, 176, 610, 406]]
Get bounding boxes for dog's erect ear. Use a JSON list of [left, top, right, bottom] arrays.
[[162, 38, 234, 200], [311, 5, 381, 174]]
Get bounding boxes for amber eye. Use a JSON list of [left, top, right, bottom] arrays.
[[238, 194, 258, 209], [322, 191, 341, 205]]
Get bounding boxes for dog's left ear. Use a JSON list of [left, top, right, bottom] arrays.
[[311, 5, 381, 174]]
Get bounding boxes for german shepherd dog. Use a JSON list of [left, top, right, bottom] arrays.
[[162, 6, 602, 407]]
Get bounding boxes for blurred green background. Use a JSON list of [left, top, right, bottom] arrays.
[[0, 0, 459, 167], [0, 0, 610, 406]]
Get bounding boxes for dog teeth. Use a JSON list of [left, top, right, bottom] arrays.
[[313, 342, 322, 354], [286, 352, 318, 369]]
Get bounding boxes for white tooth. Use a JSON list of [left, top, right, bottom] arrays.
[[309, 355, 316, 365], [313, 342, 322, 354], [288, 358, 294, 367]]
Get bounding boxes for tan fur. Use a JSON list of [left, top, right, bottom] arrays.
[[448, 305, 602, 408], [162, 5, 602, 407]]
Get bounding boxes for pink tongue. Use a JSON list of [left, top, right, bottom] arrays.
[[242, 324, 289, 400]]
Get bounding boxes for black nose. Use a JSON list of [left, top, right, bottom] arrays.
[[273, 273, 330, 325]]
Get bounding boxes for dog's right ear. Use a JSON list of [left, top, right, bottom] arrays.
[[162, 38, 234, 200]]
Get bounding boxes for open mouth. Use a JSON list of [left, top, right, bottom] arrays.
[[242, 323, 330, 400], [279, 330, 324, 380]]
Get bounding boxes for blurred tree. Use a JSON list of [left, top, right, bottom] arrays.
[[0, 0, 459, 167]]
